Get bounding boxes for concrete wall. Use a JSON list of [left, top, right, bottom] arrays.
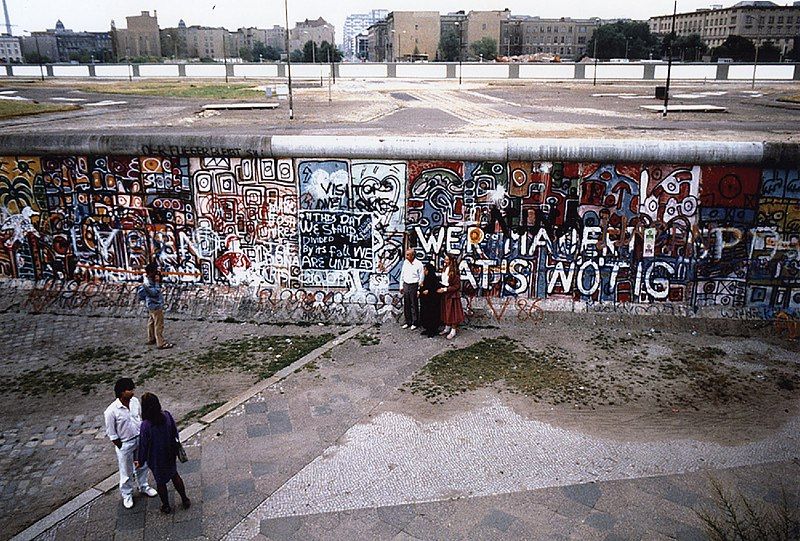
[[4, 62, 798, 81], [0, 136, 797, 323]]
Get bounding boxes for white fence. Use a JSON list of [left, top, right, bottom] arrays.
[[3, 62, 798, 82]]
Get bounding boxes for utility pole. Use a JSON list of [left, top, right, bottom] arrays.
[[592, 33, 598, 86], [663, 1, 677, 117], [283, 0, 294, 120], [751, 16, 760, 89]]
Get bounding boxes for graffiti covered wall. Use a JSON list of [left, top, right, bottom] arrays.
[[0, 155, 797, 322]]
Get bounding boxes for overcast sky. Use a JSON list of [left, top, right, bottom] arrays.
[[8, 1, 749, 38]]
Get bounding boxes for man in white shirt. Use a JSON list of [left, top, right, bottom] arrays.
[[104, 377, 158, 509], [400, 248, 424, 330]]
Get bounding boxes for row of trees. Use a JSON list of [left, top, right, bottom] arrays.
[[586, 21, 799, 62], [438, 31, 499, 61], [435, 21, 798, 62]]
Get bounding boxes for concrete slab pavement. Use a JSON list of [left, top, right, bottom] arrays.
[[24, 318, 800, 541]]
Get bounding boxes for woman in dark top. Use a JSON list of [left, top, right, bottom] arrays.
[[136, 392, 190, 514], [418, 262, 442, 337]]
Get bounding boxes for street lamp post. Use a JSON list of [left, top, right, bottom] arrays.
[[455, 22, 463, 85], [283, 0, 294, 119], [222, 33, 229, 83], [126, 46, 132, 82], [592, 33, 598, 86], [751, 16, 761, 89], [663, 1, 677, 117], [624, 37, 629, 60]]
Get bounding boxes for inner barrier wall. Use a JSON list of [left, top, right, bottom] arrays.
[[0, 136, 797, 323]]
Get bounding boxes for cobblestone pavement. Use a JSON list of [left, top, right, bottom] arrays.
[[28, 318, 800, 541], [0, 312, 346, 539]]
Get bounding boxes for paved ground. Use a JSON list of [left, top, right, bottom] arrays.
[[0, 78, 798, 141], [0, 313, 346, 538], [3, 311, 798, 540]]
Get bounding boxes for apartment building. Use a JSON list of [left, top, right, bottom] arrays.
[[649, 1, 800, 51], [113, 10, 161, 58], [0, 35, 21, 62], [288, 17, 335, 53], [501, 16, 600, 59], [342, 9, 387, 60], [385, 11, 440, 61], [22, 20, 112, 62]]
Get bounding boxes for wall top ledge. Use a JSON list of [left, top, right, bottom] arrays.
[[0, 133, 796, 165]]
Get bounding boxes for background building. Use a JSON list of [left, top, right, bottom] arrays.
[[502, 16, 600, 59], [342, 9, 387, 60], [649, 1, 800, 52], [367, 19, 388, 61], [386, 11, 440, 61], [20, 20, 111, 63], [112, 10, 161, 59], [0, 34, 20, 62], [289, 17, 335, 53]]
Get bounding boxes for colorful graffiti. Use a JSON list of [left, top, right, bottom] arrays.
[[0, 155, 798, 321]]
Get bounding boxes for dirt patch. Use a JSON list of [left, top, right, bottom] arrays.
[[395, 312, 800, 445]]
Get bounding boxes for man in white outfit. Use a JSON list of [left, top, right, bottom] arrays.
[[400, 248, 424, 330], [104, 377, 158, 508]]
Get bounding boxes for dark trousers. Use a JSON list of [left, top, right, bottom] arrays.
[[402, 283, 419, 326]]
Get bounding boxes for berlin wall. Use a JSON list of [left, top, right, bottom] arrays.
[[0, 135, 797, 323]]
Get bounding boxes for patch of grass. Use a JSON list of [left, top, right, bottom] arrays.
[[178, 401, 225, 426], [4, 368, 118, 396], [695, 477, 800, 540], [0, 100, 79, 119], [78, 82, 265, 99], [777, 94, 800, 104], [189, 334, 334, 379], [407, 336, 597, 405], [356, 332, 380, 346], [296, 360, 319, 373]]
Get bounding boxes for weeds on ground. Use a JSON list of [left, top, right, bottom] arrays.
[[178, 402, 226, 426], [187, 334, 334, 379], [694, 477, 800, 540], [0, 101, 79, 119], [78, 82, 265, 99], [356, 332, 380, 346], [407, 336, 599, 405], [1, 334, 335, 396]]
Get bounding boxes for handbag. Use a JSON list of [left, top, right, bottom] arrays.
[[174, 438, 188, 463]]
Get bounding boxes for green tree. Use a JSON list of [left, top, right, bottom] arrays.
[[318, 41, 343, 62], [586, 21, 660, 60], [289, 49, 304, 62], [302, 40, 318, 62], [23, 52, 51, 63], [758, 40, 781, 62], [470, 37, 497, 60], [711, 35, 755, 61], [438, 30, 460, 61], [674, 34, 708, 61], [239, 47, 253, 62]]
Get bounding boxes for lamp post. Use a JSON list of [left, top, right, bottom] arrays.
[[283, 0, 294, 119], [454, 21, 463, 85], [750, 16, 761, 89], [663, 1, 677, 117], [592, 32, 598, 86], [624, 37, 629, 60], [222, 32, 229, 83], [126, 46, 132, 82]]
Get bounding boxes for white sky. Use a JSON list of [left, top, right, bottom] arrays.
[[8, 1, 754, 38]]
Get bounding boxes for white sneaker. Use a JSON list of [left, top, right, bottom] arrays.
[[401, 324, 409, 329], [123, 495, 134, 509], [446, 328, 456, 340], [410, 325, 417, 330], [143, 486, 158, 497], [439, 326, 450, 336]]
